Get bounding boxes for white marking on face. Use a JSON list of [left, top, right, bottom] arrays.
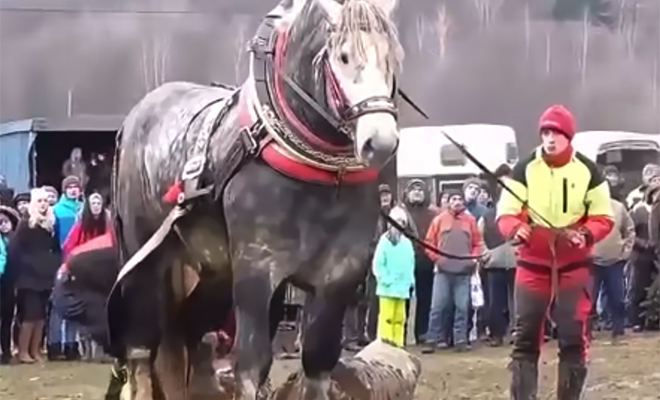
[[320, 0, 402, 168]]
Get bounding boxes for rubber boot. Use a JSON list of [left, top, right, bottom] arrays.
[[509, 359, 538, 400], [556, 361, 587, 400], [48, 344, 63, 361], [64, 342, 82, 361]]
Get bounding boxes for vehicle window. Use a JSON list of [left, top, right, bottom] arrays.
[[440, 144, 466, 166]]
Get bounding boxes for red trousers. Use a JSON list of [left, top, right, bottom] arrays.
[[512, 264, 592, 363]]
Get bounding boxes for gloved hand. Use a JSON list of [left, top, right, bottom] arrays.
[[563, 228, 589, 249], [511, 223, 532, 245]]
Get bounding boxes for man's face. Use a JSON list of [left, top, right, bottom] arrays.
[[642, 165, 659, 184], [380, 192, 392, 209], [407, 186, 425, 204], [477, 189, 490, 205], [449, 194, 465, 212], [0, 215, 12, 234], [605, 171, 621, 187], [65, 185, 81, 199], [46, 192, 58, 206], [649, 176, 660, 189], [464, 183, 480, 202], [540, 129, 570, 155], [17, 201, 29, 215]]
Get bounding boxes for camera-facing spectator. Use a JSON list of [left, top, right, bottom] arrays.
[[10, 188, 61, 363]]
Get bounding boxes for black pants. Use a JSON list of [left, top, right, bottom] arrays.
[[487, 269, 515, 338], [414, 264, 434, 343], [629, 254, 658, 328], [365, 273, 379, 340], [0, 277, 16, 357], [343, 302, 368, 343]]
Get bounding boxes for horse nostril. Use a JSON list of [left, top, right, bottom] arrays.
[[360, 138, 375, 162]]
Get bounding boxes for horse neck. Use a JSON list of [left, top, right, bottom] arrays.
[[279, 29, 350, 148]]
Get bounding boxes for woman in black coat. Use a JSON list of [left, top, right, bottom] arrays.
[[9, 188, 61, 363]]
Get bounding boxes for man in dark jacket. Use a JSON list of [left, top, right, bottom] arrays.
[[628, 173, 660, 332], [401, 179, 437, 344], [650, 185, 660, 267]]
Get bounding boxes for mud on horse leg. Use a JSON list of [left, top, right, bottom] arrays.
[[300, 296, 346, 400], [233, 273, 279, 400], [124, 348, 163, 400]]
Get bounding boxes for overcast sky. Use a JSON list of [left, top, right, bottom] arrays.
[[1, 0, 658, 152]]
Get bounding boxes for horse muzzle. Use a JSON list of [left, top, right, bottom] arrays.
[[355, 114, 399, 168]]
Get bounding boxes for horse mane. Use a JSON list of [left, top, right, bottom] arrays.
[[286, 0, 402, 82], [327, 0, 403, 78]]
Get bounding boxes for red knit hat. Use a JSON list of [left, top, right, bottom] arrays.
[[539, 105, 576, 141]]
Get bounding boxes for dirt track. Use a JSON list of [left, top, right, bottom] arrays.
[[1, 333, 658, 400]]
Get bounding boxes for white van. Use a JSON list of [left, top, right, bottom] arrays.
[[397, 124, 518, 203], [573, 131, 660, 193]]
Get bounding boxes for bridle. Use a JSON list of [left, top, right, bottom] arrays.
[[273, 10, 400, 139]]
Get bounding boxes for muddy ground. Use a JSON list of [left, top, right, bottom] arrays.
[[1, 333, 658, 400]]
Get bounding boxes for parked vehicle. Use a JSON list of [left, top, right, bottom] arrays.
[[397, 124, 518, 203], [573, 130, 660, 194]]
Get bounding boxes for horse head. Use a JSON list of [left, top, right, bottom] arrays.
[[275, 0, 402, 169]]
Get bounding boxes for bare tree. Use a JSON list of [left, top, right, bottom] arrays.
[[579, 8, 590, 86], [545, 30, 552, 76], [139, 3, 172, 93], [524, 1, 531, 61], [233, 17, 249, 85], [435, 4, 450, 60], [415, 15, 425, 54], [653, 58, 659, 118]]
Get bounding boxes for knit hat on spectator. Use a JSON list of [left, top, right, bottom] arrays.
[[61, 175, 81, 191], [378, 183, 391, 194], [0, 205, 20, 227], [12, 192, 30, 207], [43, 185, 58, 198], [602, 165, 620, 176], [446, 188, 465, 201]]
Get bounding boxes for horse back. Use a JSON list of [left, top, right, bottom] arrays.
[[114, 81, 240, 252]]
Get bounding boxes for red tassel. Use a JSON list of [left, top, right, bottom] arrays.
[[163, 181, 183, 204]]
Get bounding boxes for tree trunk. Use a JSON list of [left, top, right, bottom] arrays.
[[270, 340, 422, 400]]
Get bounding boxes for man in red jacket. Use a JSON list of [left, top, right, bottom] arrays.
[[497, 105, 614, 400]]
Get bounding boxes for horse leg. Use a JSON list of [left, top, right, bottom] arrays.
[[151, 257, 204, 400], [299, 296, 346, 400], [123, 348, 161, 400], [188, 333, 224, 400], [233, 271, 279, 400]]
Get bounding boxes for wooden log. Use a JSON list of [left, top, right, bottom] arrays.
[[270, 340, 422, 400]]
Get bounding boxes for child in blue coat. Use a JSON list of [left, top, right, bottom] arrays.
[[372, 207, 416, 347]]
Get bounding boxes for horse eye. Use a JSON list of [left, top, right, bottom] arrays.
[[339, 52, 349, 65]]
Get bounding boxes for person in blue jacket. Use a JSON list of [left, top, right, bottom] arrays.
[[372, 206, 416, 347], [48, 176, 83, 361], [0, 205, 20, 363]]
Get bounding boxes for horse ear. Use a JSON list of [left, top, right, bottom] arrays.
[[368, 0, 398, 15], [318, 0, 342, 23]]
